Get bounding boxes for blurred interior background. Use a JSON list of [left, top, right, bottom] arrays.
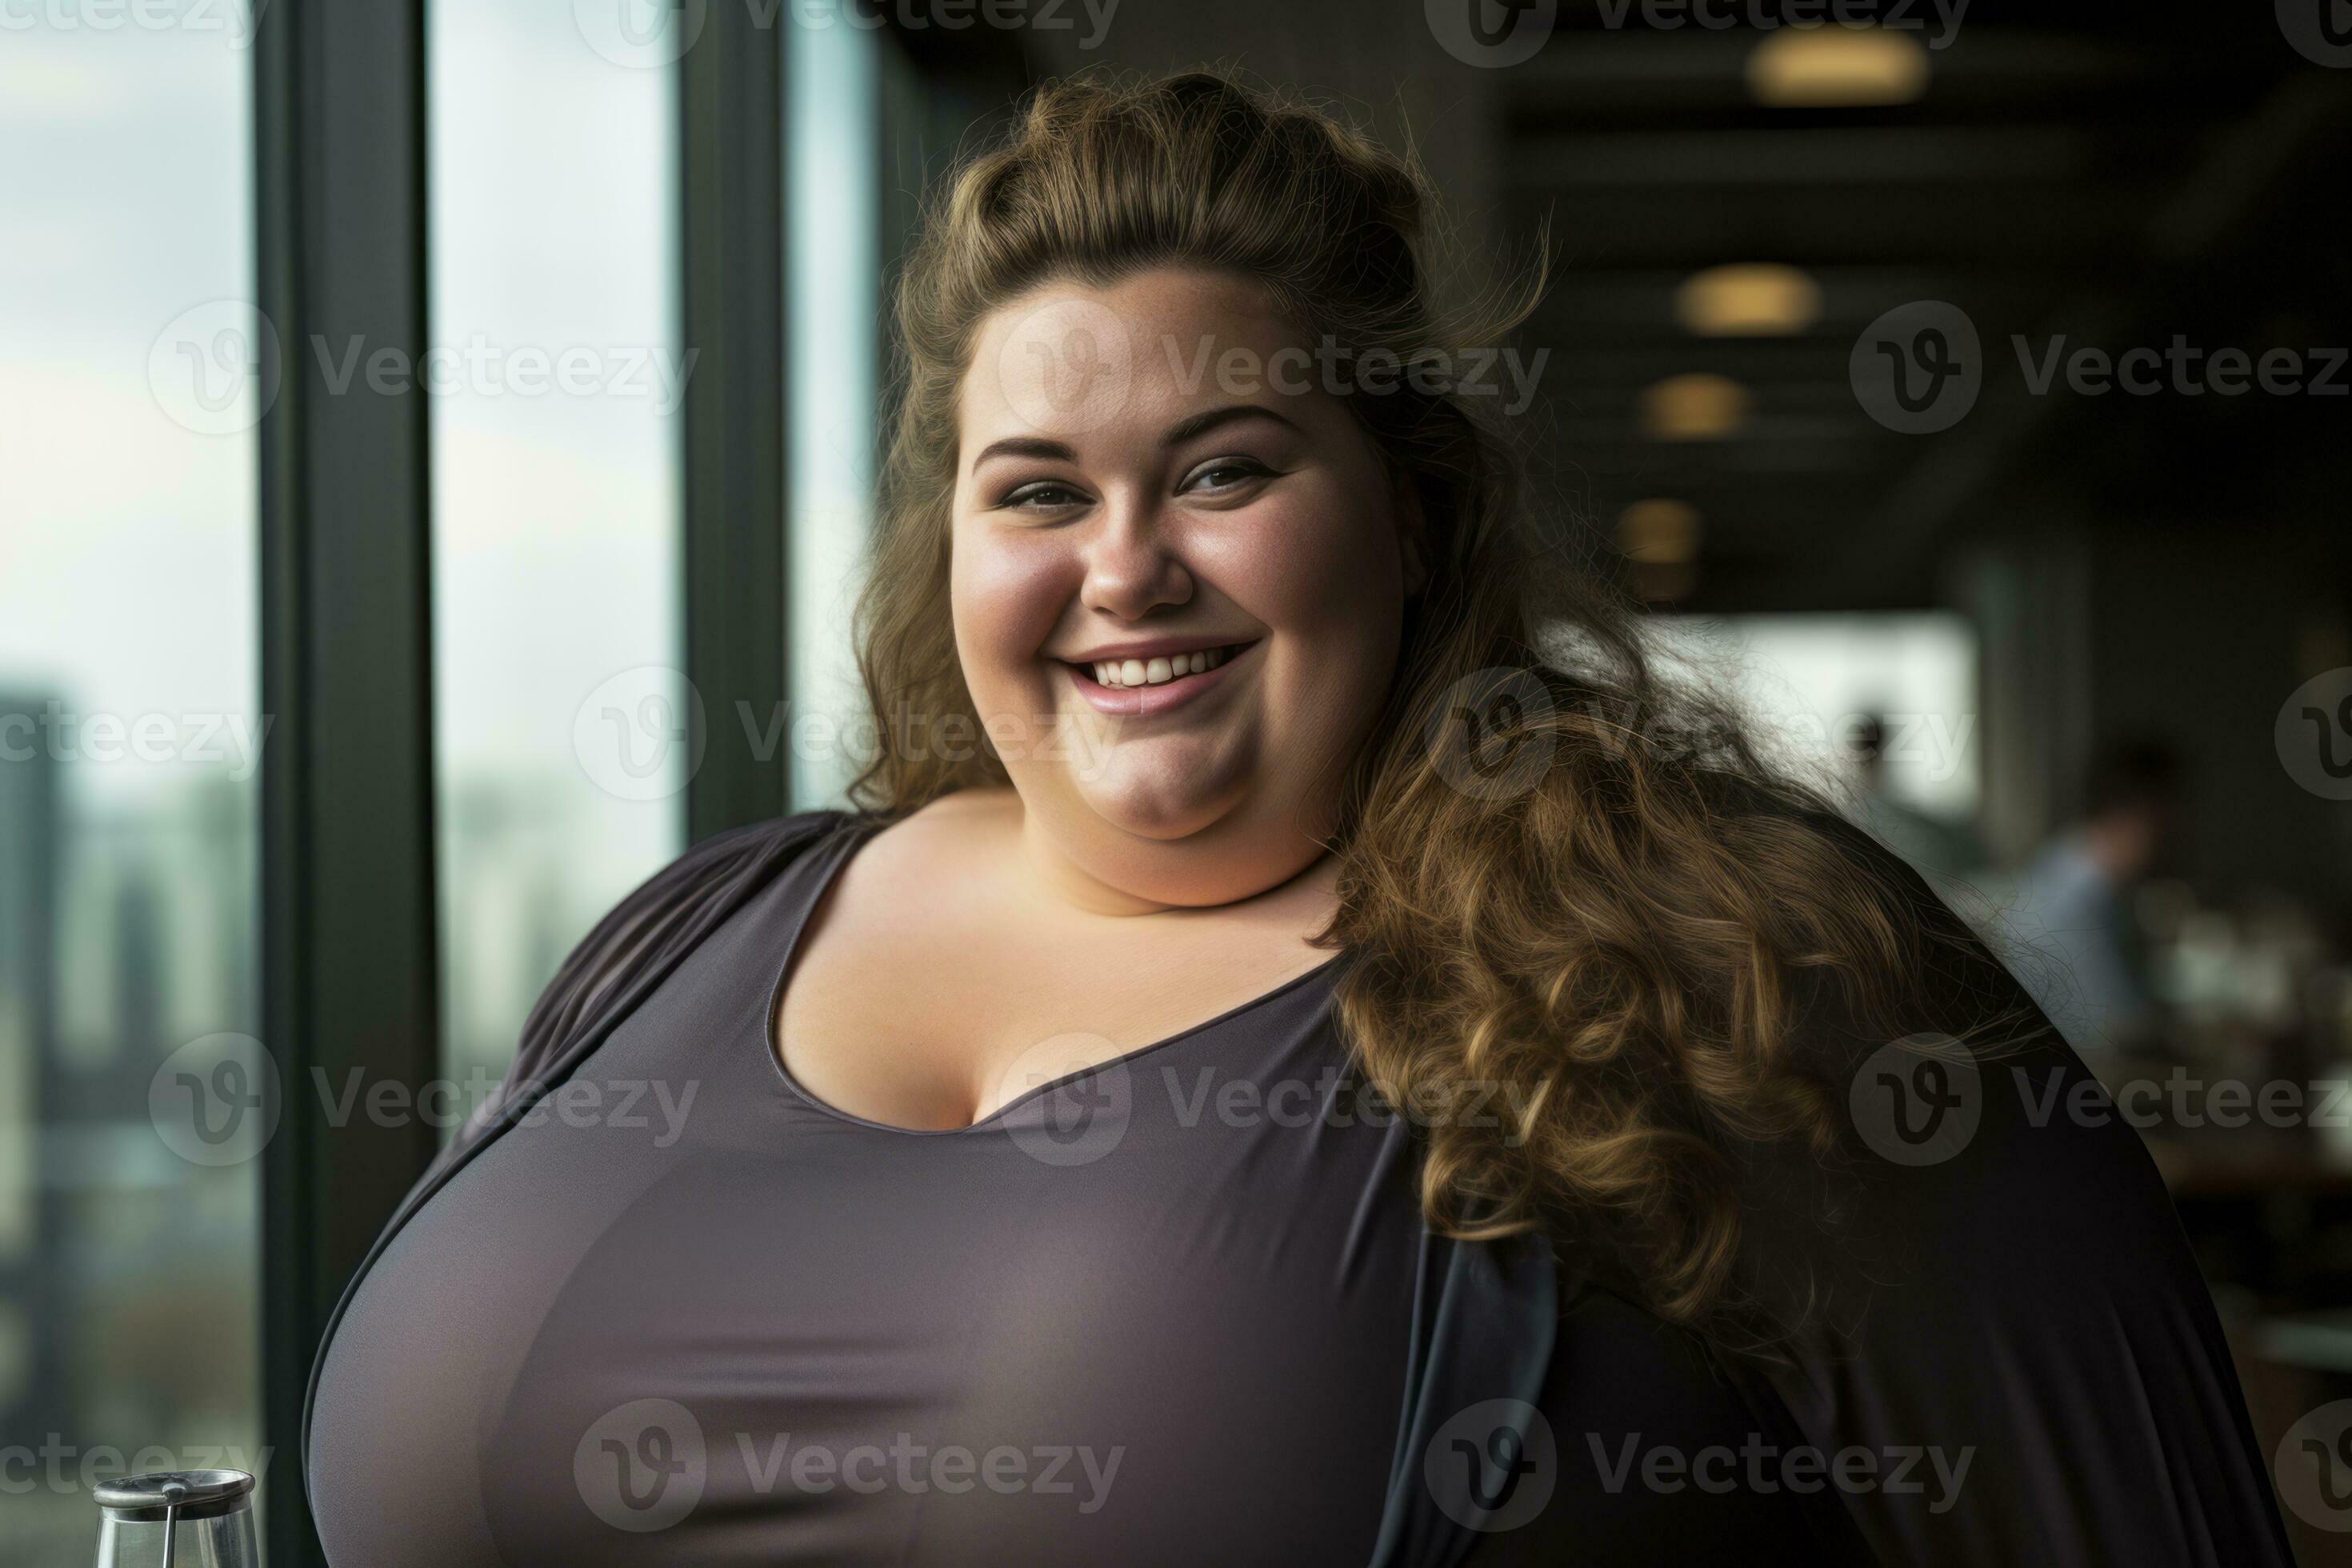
[[4, 0, 2350, 1558]]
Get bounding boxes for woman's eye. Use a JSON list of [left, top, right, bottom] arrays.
[[1182, 458, 1272, 494], [1003, 482, 1089, 510]]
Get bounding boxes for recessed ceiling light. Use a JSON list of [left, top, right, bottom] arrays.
[[1618, 498, 1701, 563], [1677, 264, 1822, 336], [1618, 499, 1702, 602], [1748, 25, 1930, 108], [1639, 374, 1750, 441]]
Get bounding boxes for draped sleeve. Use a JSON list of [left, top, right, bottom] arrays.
[[303, 810, 856, 1472], [1706, 817, 2294, 1565], [400, 808, 854, 1206]]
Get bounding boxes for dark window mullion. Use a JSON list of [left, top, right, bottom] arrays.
[[682, 12, 790, 838], [255, 3, 440, 1563]]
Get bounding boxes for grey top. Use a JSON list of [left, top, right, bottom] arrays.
[[304, 809, 2290, 1565]]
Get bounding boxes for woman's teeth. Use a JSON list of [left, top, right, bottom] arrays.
[[1089, 645, 1237, 689]]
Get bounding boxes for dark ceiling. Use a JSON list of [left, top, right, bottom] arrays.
[[1498, 0, 2352, 611]]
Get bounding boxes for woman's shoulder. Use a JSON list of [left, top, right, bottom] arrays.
[[572, 806, 862, 953], [658, 805, 866, 878], [1692, 810, 2292, 1560], [500, 809, 861, 1076]]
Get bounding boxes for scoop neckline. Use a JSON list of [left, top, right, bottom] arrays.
[[759, 812, 1350, 1138]]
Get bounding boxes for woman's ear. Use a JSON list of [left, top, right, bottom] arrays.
[[1394, 470, 1430, 598]]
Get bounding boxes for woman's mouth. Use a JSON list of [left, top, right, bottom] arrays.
[[1058, 640, 1257, 718]]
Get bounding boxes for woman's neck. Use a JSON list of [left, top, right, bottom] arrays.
[[984, 788, 1339, 923]]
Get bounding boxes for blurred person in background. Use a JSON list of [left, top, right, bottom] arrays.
[[1847, 710, 1990, 886], [2014, 739, 2185, 1055]]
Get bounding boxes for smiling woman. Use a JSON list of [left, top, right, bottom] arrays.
[[303, 69, 2293, 1566], [949, 266, 1422, 897]]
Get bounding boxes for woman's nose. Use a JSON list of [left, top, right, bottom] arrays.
[[1075, 492, 1193, 621]]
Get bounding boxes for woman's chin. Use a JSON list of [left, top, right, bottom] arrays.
[[1067, 762, 1249, 846], [1079, 787, 1228, 845]]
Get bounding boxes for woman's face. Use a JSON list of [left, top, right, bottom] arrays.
[[951, 266, 1422, 906]]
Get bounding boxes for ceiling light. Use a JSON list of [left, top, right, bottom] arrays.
[[1618, 499, 1702, 602], [1677, 263, 1822, 336], [1639, 374, 1750, 441], [1618, 498, 1701, 564], [1748, 25, 1930, 108]]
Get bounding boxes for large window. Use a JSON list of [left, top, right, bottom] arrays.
[[1, 10, 966, 1557], [427, 0, 686, 1099], [0, 9, 262, 1556]]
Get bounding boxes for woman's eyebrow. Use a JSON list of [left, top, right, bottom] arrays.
[[967, 403, 1301, 473], [970, 434, 1078, 469], [1163, 403, 1301, 446]]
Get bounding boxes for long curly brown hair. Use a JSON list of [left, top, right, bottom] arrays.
[[847, 67, 2028, 1357]]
